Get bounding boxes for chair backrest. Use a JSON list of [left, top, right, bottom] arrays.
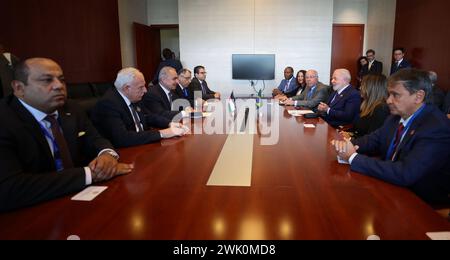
[[92, 82, 114, 97], [66, 83, 96, 99]]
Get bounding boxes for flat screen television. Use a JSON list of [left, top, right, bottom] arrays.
[[232, 54, 275, 80]]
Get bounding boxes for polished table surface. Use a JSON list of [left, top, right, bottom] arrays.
[[0, 104, 448, 240]]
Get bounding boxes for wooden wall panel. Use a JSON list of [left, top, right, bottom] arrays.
[[394, 0, 450, 90], [0, 0, 122, 84]]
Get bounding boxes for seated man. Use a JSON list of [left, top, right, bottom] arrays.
[[272, 67, 298, 96], [318, 69, 361, 128], [282, 70, 329, 110], [91, 68, 189, 149], [0, 58, 132, 212], [188, 65, 220, 101], [143, 66, 193, 120], [332, 69, 450, 204]]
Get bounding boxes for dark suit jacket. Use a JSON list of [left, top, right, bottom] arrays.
[[284, 85, 305, 98], [322, 85, 361, 128], [365, 60, 383, 75], [0, 96, 113, 212], [352, 103, 390, 137], [292, 82, 329, 110], [142, 84, 182, 120], [188, 77, 216, 100], [352, 105, 450, 204], [444, 91, 450, 114], [0, 54, 20, 98], [91, 88, 170, 148], [175, 84, 194, 107], [390, 59, 412, 75]]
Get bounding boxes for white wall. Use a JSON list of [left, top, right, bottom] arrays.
[[366, 0, 397, 76], [161, 29, 181, 58], [118, 0, 148, 67], [179, 0, 334, 96], [333, 0, 369, 53], [148, 0, 179, 25]]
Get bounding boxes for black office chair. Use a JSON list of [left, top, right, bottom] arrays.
[[92, 82, 114, 97], [66, 83, 96, 99]]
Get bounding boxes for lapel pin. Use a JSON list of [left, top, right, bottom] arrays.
[[136, 107, 141, 113]]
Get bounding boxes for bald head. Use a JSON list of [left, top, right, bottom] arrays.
[[331, 69, 351, 91], [12, 58, 67, 114]]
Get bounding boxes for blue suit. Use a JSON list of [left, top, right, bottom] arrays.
[[277, 77, 298, 94], [352, 105, 450, 204], [322, 85, 361, 128], [390, 59, 412, 75]]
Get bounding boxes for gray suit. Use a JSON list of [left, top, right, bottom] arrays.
[[292, 82, 329, 109]]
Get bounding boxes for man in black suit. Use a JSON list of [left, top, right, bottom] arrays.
[[91, 67, 189, 149], [143, 67, 193, 120], [176, 68, 197, 107], [152, 48, 183, 85], [365, 49, 383, 75], [188, 65, 221, 101], [0, 44, 20, 98], [0, 58, 132, 212], [390, 47, 412, 75]]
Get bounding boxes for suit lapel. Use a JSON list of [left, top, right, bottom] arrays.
[[330, 87, 348, 108], [395, 107, 429, 158], [58, 106, 77, 161], [10, 97, 55, 164], [157, 85, 171, 110], [113, 88, 135, 126]]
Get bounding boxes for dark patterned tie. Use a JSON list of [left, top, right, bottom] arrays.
[[130, 104, 144, 132], [44, 115, 74, 170]]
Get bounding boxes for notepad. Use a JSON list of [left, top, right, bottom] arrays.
[[71, 186, 108, 201], [287, 110, 314, 117]]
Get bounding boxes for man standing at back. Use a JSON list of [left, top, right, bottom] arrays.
[[0, 44, 20, 98], [365, 49, 383, 75], [390, 47, 412, 75]]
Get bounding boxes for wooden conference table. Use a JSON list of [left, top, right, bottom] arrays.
[[0, 104, 448, 240]]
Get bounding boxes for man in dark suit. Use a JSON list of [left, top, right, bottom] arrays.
[[365, 49, 383, 75], [272, 67, 298, 96], [0, 58, 132, 212], [143, 67, 193, 120], [317, 69, 361, 128], [332, 69, 450, 204], [152, 48, 183, 85], [91, 67, 189, 149], [0, 44, 20, 98], [175, 68, 197, 107], [390, 47, 412, 75], [188, 65, 221, 101]]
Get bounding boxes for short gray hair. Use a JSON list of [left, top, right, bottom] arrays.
[[114, 67, 143, 90], [178, 68, 191, 76], [336, 69, 351, 82], [389, 69, 432, 104], [159, 66, 176, 82]]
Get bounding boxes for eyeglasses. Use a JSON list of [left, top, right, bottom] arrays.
[[198, 72, 207, 75]]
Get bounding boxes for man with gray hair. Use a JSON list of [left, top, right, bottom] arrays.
[[144, 66, 193, 120], [281, 70, 329, 110], [318, 69, 361, 128], [331, 69, 450, 204], [91, 67, 189, 148]]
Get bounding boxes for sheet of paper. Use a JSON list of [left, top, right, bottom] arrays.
[[337, 156, 350, 165], [426, 232, 450, 240], [71, 186, 108, 202], [287, 110, 314, 116], [304, 124, 316, 129], [202, 112, 213, 117]]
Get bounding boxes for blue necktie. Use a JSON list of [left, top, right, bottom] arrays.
[[201, 82, 207, 95], [183, 88, 188, 97], [307, 88, 315, 100]]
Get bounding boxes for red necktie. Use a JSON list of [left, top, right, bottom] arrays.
[[391, 123, 405, 160]]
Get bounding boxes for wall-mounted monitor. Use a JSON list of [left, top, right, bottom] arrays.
[[232, 54, 275, 80]]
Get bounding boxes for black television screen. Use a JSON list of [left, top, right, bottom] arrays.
[[232, 54, 275, 80]]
